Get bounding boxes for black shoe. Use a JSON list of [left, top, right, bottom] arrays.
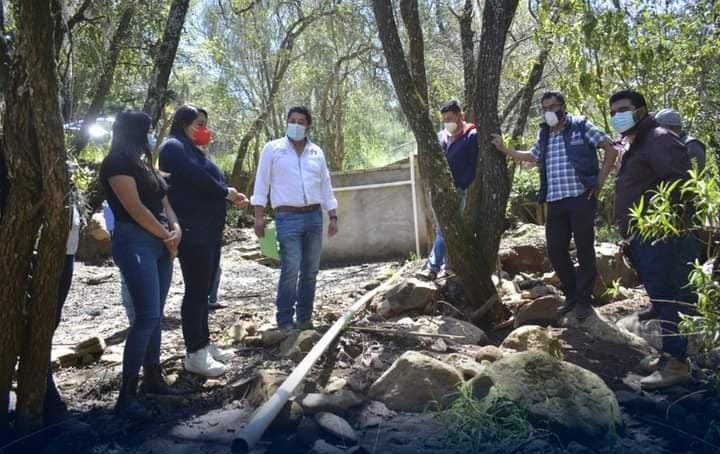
[[208, 302, 226, 310], [637, 304, 658, 321], [141, 364, 183, 395], [115, 377, 150, 419], [557, 299, 576, 315]]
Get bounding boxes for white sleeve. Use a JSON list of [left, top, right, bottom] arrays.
[[250, 143, 273, 207], [320, 154, 338, 211]]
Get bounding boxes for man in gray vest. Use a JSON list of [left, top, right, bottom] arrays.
[[492, 91, 617, 320], [655, 108, 706, 172]]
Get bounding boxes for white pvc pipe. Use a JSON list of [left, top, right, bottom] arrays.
[[231, 268, 405, 454], [409, 153, 421, 258]]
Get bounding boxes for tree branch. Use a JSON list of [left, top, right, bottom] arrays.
[[67, 0, 94, 32]]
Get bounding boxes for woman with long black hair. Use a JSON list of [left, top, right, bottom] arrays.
[[100, 110, 181, 417], [159, 105, 247, 377]]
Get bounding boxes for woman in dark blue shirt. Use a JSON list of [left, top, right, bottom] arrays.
[[159, 105, 247, 377]]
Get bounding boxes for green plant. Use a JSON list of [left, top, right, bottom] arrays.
[[435, 383, 549, 453], [507, 167, 543, 225], [603, 278, 623, 300]]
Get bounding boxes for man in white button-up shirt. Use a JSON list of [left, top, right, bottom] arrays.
[[251, 106, 338, 330]]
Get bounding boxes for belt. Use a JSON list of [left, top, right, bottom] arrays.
[[275, 204, 321, 213]]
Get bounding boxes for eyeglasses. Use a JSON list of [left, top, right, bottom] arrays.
[[610, 106, 635, 117], [541, 103, 563, 112]]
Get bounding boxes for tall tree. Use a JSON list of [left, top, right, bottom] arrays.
[[372, 0, 519, 324], [73, 1, 137, 154], [0, 0, 69, 435], [143, 0, 190, 128]]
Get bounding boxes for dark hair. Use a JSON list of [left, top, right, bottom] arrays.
[[440, 100, 461, 114], [541, 91, 565, 105], [609, 89, 647, 109], [197, 108, 208, 119], [169, 105, 200, 140], [287, 106, 312, 125], [109, 110, 167, 190]]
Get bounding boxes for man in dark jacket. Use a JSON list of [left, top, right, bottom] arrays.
[[655, 108, 706, 172], [610, 89, 698, 389], [492, 91, 617, 320]]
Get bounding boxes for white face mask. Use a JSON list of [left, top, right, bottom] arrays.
[[287, 123, 306, 141], [444, 122, 458, 134], [544, 111, 560, 127]]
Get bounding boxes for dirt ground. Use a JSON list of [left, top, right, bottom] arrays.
[[7, 229, 719, 454]]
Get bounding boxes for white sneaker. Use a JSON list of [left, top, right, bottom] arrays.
[[206, 343, 234, 362], [184, 348, 227, 377]]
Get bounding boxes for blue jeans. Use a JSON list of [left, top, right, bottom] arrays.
[[629, 234, 700, 357], [428, 189, 466, 273], [275, 210, 323, 327], [120, 273, 134, 324], [112, 222, 173, 384]]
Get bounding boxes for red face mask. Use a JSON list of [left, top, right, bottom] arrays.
[[193, 126, 212, 146]]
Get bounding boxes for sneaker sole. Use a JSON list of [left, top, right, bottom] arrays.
[[184, 362, 227, 378]]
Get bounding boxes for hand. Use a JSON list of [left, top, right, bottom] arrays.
[[254, 217, 265, 239], [328, 218, 338, 237], [163, 229, 180, 258], [490, 134, 508, 153], [234, 192, 249, 209], [227, 187, 240, 203]]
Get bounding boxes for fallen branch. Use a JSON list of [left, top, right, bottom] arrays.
[[348, 326, 467, 340]]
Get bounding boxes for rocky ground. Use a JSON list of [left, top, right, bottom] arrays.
[[7, 225, 720, 454]]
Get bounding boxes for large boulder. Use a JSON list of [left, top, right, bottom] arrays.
[[76, 212, 111, 263], [368, 351, 463, 412], [498, 224, 551, 274], [375, 278, 439, 318], [561, 311, 653, 355], [513, 295, 564, 327], [595, 242, 640, 289], [470, 351, 623, 441], [501, 325, 563, 359], [415, 316, 489, 345]]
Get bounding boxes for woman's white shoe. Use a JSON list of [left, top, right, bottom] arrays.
[[184, 348, 227, 377], [206, 343, 234, 362]]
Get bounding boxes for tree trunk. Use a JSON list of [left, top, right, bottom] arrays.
[[73, 2, 136, 154], [511, 48, 549, 142], [142, 0, 190, 128], [458, 0, 474, 111], [373, 0, 517, 325], [0, 0, 69, 435], [462, 0, 519, 322]]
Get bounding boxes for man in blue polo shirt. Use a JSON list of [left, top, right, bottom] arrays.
[[492, 91, 618, 320], [426, 100, 478, 279]]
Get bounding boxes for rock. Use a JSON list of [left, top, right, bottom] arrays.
[[314, 412, 358, 444], [324, 377, 348, 393], [595, 242, 641, 289], [513, 295, 564, 327], [356, 401, 396, 428], [296, 416, 323, 447], [614, 390, 662, 413], [228, 321, 256, 343], [446, 353, 485, 379], [279, 330, 322, 361], [501, 325, 563, 359], [474, 345, 504, 363], [542, 271, 562, 287], [563, 311, 653, 355], [247, 369, 289, 406], [415, 315, 489, 345], [261, 328, 290, 347], [301, 390, 364, 414], [498, 279, 520, 298], [474, 351, 623, 441], [76, 212, 112, 263], [521, 285, 557, 300], [310, 440, 345, 454], [498, 224, 551, 274], [75, 336, 106, 356], [379, 278, 439, 316], [368, 351, 463, 412], [269, 400, 304, 432]]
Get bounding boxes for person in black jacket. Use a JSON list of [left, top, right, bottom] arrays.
[[159, 105, 248, 377]]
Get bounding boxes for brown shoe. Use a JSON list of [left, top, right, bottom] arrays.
[[640, 356, 692, 390]]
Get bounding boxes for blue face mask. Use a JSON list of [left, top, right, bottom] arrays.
[[611, 111, 637, 134], [287, 123, 306, 141]]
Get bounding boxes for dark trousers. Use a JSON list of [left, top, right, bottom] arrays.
[[112, 222, 173, 386], [545, 194, 597, 307], [628, 234, 699, 357], [45, 254, 75, 412], [178, 240, 221, 353]]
